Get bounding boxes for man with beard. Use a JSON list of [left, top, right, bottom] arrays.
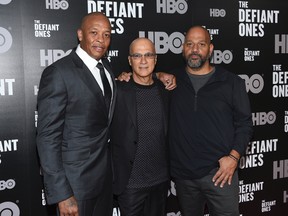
[[169, 26, 253, 216]]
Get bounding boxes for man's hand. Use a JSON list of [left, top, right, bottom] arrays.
[[156, 72, 176, 90], [212, 154, 239, 188], [58, 196, 79, 216], [117, 72, 132, 82]]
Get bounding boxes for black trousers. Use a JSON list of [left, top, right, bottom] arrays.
[[117, 181, 169, 216], [175, 168, 239, 216]]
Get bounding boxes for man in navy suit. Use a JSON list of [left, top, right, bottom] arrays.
[[37, 12, 116, 216]]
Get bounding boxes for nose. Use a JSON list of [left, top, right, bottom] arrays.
[[192, 44, 199, 51], [96, 34, 104, 43], [140, 55, 148, 63]]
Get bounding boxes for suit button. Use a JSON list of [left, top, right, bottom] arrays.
[[133, 141, 137, 145], [130, 161, 134, 165]]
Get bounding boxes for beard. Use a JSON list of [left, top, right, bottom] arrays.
[[186, 53, 210, 70]]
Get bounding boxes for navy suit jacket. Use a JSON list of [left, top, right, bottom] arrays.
[[36, 50, 116, 204]]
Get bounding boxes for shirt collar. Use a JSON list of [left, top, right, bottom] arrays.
[[75, 44, 102, 71]]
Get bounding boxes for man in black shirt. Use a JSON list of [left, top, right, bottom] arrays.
[[111, 37, 170, 216]]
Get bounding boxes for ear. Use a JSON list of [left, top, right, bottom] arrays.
[[128, 56, 132, 66], [77, 29, 83, 42], [209, 43, 214, 56], [154, 55, 157, 65]]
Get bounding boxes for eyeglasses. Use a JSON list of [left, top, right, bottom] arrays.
[[129, 52, 157, 60]]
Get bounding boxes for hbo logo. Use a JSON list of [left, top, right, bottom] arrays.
[[45, 0, 69, 10], [0, 202, 20, 216], [211, 50, 233, 64], [238, 74, 264, 94], [0, 27, 13, 54], [156, 0, 188, 14], [139, 31, 184, 54], [252, 111, 276, 126], [0, 0, 12, 5], [40, 49, 72, 67], [0, 179, 16, 191], [210, 9, 226, 17]]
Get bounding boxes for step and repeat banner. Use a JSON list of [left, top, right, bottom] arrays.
[[1, 0, 288, 215]]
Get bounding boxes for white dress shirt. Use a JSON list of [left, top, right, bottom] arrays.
[[75, 44, 113, 97]]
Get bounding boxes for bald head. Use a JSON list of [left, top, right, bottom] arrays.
[[129, 38, 156, 55], [80, 12, 111, 30], [185, 26, 211, 44]]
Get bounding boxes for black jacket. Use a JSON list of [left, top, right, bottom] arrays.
[[111, 78, 170, 195], [169, 66, 253, 180]]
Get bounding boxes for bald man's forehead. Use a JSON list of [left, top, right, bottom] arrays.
[[82, 13, 111, 29], [186, 27, 211, 43], [130, 38, 155, 52]]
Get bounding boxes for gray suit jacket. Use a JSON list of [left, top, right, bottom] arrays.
[[36, 50, 116, 204]]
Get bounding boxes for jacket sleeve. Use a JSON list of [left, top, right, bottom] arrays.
[[232, 76, 253, 155], [36, 65, 73, 204]]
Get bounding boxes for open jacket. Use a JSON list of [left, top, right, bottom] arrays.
[[111, 78, 170, 195]]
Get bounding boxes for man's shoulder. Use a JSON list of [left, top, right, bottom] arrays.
[[215, 65, 242, 81], [41, 50, 79, 79], [116, 79, 134, 91], [169, 67, 185, 75], [50, 50, 77, 67]]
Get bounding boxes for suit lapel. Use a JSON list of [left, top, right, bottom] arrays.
[[102, 58, 117, 123], [71, 52, 117, 117], [123, 81, 137, 129], [157, 80, 169, 135], [71, 51, 104, 98]]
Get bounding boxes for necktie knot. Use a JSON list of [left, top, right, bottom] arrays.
[[96, 62, 112, 111], [96, 62, 104, 70]]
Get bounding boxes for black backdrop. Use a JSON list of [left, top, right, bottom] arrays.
[[0, 0, 288, 215]]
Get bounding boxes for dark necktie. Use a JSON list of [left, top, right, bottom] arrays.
[[96, 62, 112, 111]]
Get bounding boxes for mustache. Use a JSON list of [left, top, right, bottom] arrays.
[[188, 53, 201, 58]]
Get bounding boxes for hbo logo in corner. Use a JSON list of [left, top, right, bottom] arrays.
[[0, 27, 13, 54], [0, 202, 20, 216], [156, 0, 188, 14], [45, 0, 69, 10]]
